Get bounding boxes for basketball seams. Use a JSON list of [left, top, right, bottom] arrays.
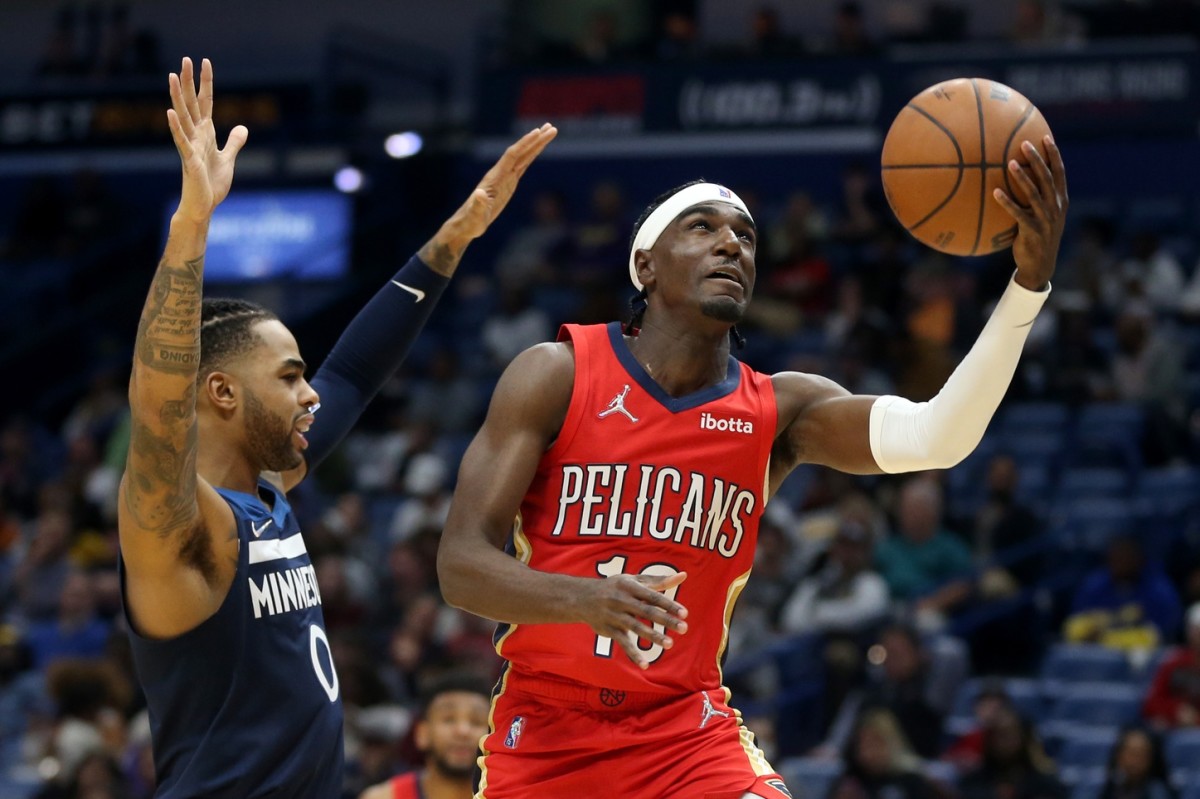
[[1001, 104, 1036, 205], [891, 104, 964, 231], [969, 79, 986, 255]]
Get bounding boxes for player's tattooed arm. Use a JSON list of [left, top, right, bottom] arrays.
[[416, 123, 556, 277]]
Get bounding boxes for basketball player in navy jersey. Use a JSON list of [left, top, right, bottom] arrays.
[[359, 674, 491, 799], [117, 56, 555, 798], [438, 140, 1067, 797]]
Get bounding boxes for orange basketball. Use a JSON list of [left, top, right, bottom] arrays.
[[880, 77, 1053, 257]]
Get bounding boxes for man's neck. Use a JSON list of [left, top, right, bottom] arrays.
[[627, 315, 732, 398], [420, 768, 471, 799], [196, 437, 261, 496]]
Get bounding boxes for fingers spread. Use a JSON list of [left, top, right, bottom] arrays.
[[1046, 136, 1069, 208], [169, 73, 195, 137], [166, 109, 192, 159], [180, 57, 201, 121], [198, 57, 214, 120], [223, 124, 249, 157], [1021, 141, 1054, 205]]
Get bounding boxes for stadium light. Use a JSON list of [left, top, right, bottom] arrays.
[[384, 132, 423, 159], [333, 166, 364, 193]]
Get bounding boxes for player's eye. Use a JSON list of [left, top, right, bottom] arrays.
[[690, 219, 710, 231], [283, 373, 300, 384]]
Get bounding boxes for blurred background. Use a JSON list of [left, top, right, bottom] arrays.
[[2, 1, 1200, 797]]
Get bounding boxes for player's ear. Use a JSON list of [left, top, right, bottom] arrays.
[[634, 249, 656, 291], [204, 371, 238, 413], [413, 719, 430, 752]]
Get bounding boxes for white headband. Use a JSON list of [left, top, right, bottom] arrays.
[[628, 182, 753, 290]]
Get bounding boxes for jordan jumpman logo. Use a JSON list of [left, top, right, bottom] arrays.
[[598, 384, 639, 423], [698, 692, 730, 729]]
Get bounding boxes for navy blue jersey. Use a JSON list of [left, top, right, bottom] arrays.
[[122, 479, 344, 798]]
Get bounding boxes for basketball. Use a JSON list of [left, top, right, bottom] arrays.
[[880, 77, 1054, 257]]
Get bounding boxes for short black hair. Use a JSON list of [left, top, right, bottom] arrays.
[[416, 671, 493, 719], [198, 298, 278, 380]]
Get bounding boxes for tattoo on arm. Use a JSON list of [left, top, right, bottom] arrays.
[[416, 239, 463, 277], [135, 256, 204, 375], [125, 253, 204, 539]]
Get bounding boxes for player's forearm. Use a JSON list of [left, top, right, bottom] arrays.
[[122, 214, 206, 535], [417, 221, 473, 278], [132, 214, 207, 391], [438, 537, 593, 625], [868, 274, 1050, 472]]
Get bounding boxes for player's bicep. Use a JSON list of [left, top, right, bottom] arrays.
[[444, 343, 574, 551], [773, 372, 882, 478]]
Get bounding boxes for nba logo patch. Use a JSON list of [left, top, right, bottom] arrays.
[[718, 187, 731, 198], [504, 716, 525, 749]]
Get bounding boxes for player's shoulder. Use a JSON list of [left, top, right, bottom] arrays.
[[770, 370, 852, 408], [502, 340, 576, 390]]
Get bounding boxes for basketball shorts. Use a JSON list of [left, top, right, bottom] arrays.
[[474, 670, 791, 799]]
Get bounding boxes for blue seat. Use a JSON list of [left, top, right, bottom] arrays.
[[777, 757, 841, 799], [1048, 498, 1137, 551], [1056, 469, 1133, 501], [1040, 644, 1133, 685], [1069, 773, 1108, 799], [998, 433, 1067, 470], [1057, 727, 1119, 771], [1049, 682, 1143, 727], [1000, 402, 1071, 434], [952, 677, 1045, 722], [1165, 728, 1200, 786], [1136, 467, 1200, 516]]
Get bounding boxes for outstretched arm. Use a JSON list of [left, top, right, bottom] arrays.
[[279, 124, 558, 489], [119, 58, 247, 634], [770, 136, 1068, 485], [438, 344, 689, 669]]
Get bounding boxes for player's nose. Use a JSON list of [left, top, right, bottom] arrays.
[[300, 379, 320, 409], [712, 225, 740, 255]]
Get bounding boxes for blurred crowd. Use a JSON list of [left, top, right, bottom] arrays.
[[506, 0, 1200, 68], [3, 126, 1200, 799]]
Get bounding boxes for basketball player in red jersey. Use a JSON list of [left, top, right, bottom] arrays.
[[360, 675, 491, 799], [439, 137, 1068, 798]]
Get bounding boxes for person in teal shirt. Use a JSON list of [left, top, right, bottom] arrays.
[[876, 477, 973, 606]]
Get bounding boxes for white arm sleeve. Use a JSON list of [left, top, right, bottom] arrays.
[[869, 274, 1050, 473]]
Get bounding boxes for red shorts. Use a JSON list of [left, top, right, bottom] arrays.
[[475, 670, 791, 799]]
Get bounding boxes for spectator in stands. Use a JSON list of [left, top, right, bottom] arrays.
[[23, 571, 110, 670], [833, 161, 886, 246], [1009, 0, 1086, 47], [1143, 602, 1200, 729], [1042, 294, 1110, 404], [654, 9, 700, 61], [1055, 216, 1116, 309], [1105, 233, 1186, 313], [828, 708, 939, 799], [744, 6, 801, 59], [958, 704, 1066, 799], [876, 477, 973, 622], [389, 453, 451, 542], [574, 10, 623, 64], [35, 750, 134, 799], [1107, 303, 1188, 465], [481, 286, 552, 370], [405, 349, 484, 435], [828, 2, 879, 56], [780, 519, 889, 638], [494, 189, 571, 291], [943, 682, 1016, 771], [972, 454, 1043, 587], [13, 507, 75, 622], [1099, 727, 1175, 799], [821, 624, 947, 759], [40, 659, 132, 796], [1064, 534, 1182, 651], [569, 181, 629, 288]]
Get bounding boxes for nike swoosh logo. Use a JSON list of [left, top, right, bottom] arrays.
[[251, 519, 272, 538], [391, 280, 425, 303]]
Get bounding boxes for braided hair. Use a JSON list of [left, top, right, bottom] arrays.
[[624, 179, 745, 349], [198, 298, 278, 381]]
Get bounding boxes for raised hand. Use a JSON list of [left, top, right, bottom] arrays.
[[578, 570, 689, 670], [993, 135, 1069, 291], [419, 123, 557, 274], [167, 57, 248, 223]]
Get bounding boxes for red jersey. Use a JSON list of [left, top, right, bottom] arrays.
[[495, 322, 777, 694], [389, 771, 422, 799]]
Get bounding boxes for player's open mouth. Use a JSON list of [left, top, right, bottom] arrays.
[[293, 403, 318, 450], [706, 268, 743, 291]]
